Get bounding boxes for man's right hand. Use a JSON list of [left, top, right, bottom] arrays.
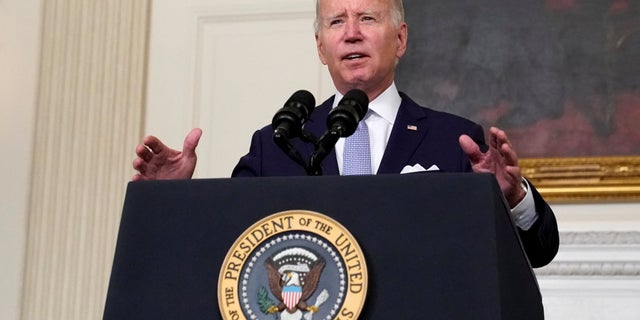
[[132, 128, 202, 181]]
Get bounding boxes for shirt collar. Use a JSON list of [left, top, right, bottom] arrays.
[[331, 82, 401, 124]]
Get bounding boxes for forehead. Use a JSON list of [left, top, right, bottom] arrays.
[[318, 0, 391, 16]]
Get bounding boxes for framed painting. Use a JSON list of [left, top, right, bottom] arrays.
[[396, 0, 640, 202]]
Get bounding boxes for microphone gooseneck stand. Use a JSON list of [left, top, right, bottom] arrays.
[[273, 89, 369, 176]]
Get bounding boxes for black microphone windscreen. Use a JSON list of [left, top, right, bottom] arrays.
[[287, 90, 316, 117], [272, 90, 316, 139], [326, 89, 370, 137], [341, 89, 369, 118]]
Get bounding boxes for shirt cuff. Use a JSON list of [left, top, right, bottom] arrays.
[[509, 179, 538, 231]]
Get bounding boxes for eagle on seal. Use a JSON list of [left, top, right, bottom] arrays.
[[264, 256, 325, 318]]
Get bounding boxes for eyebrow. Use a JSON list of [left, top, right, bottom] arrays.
[[324, 9, 381, 22], [324, 12, 346, 21]]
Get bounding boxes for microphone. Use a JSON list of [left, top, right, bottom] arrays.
[[272, 90, 316, 173], [308, 89, 369, 175], [326, 89, 369, 137], [272, 90, 316, 139]]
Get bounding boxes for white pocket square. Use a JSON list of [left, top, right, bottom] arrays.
[[400, 164, 440, 174]]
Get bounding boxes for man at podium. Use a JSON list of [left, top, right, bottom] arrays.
[[132, 0, 558, 268]]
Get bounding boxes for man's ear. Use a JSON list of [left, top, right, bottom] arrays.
[[316, 33, 328, 65], [396, 23, 408, 59]]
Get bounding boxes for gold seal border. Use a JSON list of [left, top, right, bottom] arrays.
[[217, 210, 368, 320]]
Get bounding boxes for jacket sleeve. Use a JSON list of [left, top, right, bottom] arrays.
[[518, 184, 560, 268], [231, 130, 263, 177]]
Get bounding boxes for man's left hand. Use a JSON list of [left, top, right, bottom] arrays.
[[459, 127, 526, 208]]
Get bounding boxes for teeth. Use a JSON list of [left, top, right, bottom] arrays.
[[347, 54, 362, 60]]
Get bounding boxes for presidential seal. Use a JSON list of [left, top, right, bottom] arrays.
[[218, 210, 367, 320]]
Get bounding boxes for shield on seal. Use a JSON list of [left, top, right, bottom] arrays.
[[282, 285, 302, 310]]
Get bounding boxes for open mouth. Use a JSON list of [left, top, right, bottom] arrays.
[[344, 53, 366, 60]]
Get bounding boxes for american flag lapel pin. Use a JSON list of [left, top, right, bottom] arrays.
[[407, 125, 418, 131]]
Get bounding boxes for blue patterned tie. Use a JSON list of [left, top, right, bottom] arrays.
[[343, 121, 372, 175]]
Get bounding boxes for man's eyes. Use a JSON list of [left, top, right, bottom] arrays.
[[328, 16, 376, 26]]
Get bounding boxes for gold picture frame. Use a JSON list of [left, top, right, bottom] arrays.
[[520, 156, 640, 203]]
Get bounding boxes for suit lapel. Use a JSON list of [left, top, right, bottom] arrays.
[[378, 94, 431, 174], [302, 97, 339, 175], [301, 93, 431, 175]]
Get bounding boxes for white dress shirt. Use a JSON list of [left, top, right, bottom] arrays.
[[334, 83, 402, 175]]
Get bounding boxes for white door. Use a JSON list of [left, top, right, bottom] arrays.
[[146, 0, 333, 178]]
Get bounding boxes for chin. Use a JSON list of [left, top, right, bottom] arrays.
[[342, 75, 373, 88]]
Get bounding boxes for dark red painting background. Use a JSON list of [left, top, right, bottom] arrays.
[[397, 0, 640, 158]]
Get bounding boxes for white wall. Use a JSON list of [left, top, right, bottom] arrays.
[[0, 0, 42, 318], [554, 203, 640, 232], [540, 203, 640, 320]]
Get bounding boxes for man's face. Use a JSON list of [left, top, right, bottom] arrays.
[[315, 0, 407, 100]]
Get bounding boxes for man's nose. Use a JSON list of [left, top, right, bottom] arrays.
[[344, 19, 362, 42]]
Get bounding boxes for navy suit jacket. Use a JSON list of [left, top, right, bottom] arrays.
[[232, 93, 558, 267]]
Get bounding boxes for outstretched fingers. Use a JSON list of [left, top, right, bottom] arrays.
[[132, 135, 168, 181], [135, 143, 154, 161], [458, 134, 484, 164], [132, 157, 146, 172], [490, 127, 519, 166], [131, 129, 202, 181], [181, 128, 202, 158], [142, 135, 167, 155]]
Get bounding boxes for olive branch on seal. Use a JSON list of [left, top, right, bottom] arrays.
[[257, 286, 278, 319]]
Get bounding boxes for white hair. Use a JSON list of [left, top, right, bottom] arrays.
[[314, 0, 405, 33]]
